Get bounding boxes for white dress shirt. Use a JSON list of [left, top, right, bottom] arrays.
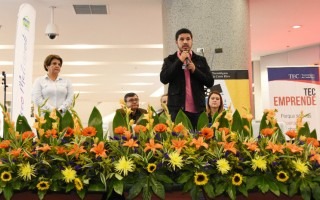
[[32, 74, 74, 113]]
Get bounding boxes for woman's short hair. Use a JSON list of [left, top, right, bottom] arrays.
[[43, 54, 63, 71]]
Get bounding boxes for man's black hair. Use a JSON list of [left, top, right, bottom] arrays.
[[175, 28, 193, 40], [124, 92, 137, 102]]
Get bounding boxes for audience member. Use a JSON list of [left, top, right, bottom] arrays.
[[32, 54, 74, 115], [206, 91, 224, 124], [157, 93, 168, 115], [116, 92, 147, 123]]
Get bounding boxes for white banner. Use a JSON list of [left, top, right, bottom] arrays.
[[11, 4, 36, 125], [268, 66, 320, 138]]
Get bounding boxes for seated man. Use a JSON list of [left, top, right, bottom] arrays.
[[116, 92, 147, 123]]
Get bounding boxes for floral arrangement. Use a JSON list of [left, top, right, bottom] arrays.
[[0, 98, 320, 200]]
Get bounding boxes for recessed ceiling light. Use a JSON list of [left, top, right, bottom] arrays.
[[292, 25, 301, 29]]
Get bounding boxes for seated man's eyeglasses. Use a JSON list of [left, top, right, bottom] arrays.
[[126, 98, 139, 103]]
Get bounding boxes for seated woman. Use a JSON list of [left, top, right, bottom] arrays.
[[206, 91, 224, 124]]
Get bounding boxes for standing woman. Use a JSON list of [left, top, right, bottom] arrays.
[[32, 54, 74, 114], [207, 91, 224, 124]]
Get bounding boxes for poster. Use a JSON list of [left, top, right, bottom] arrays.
[[267, 66, 320, 137], [210, 70, 250, 115]]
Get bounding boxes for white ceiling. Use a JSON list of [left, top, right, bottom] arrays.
[[1, 0, 320, 122]]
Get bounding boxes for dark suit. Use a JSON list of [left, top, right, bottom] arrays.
[[160, 51, 214, 128]]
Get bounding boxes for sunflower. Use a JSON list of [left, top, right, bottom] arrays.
[[232, 173, 243, 186], [74, 178, 83, 191], [147, 163, 157, 173], [1, 171, 12, 182], [18, 162, 36, 181], [36, 181, 50, 191], [114, 156, 135, 176], [194, 172, 209, 186], [276, 171, 289, 182], [62, 167, 77, 183]]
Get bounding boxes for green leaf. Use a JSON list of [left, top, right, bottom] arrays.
[[182, 178, 193, 192], [155, 173, 174, 184], [175, 109, 193, 130], [310, 129, 317, 140], [60, 110, 74, 130], [257, 176, 269, 193], [300, 181, 311, 200], [127, 178, 145, 199], [288, 181, 299, 197], [309, 182, 320, 200], [231, 110, 242, 133], [246, 176, 258, 190], [88, 106, 103, 140], [113, 180, 124, 195], [190, 185, 199, 200], [276, 181, 288, 195], [238, 185, 248, 197], [16, 115, 32, 133], [176, 172, 193, 184], [142, 180, 152, 200], [3, 187, 13, 200], [113, 110, 127, 131], [37, 190, 46, 200], [226, 185, 236, 200], [298, 122, 311, 138], [215, 182, 227, 196], [267, 178, 280, 196], [150, 178, 165, 199], [77, 189, 86, 200], [204, 183, 215, 199], [66, 183, 74, 192], [197, 111, 209, 130]]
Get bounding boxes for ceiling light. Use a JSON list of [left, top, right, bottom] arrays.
[[292, 25, 301, 29]]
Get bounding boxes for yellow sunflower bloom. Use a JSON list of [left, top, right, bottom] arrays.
[[18, 162, 36, 181], [114, 156, 135, 176], [216, 158, 231, 174], [232, 173, 243, 186], [36, 181, 50, 191], [276, 171, 289, 182], [147, 163, 157, 173], [1, 171, 12, 182], [62, 167, 77, 183], [168, 152, 184, 171], [251, 155, 267, 171], [194, 172, 209, 186], [74, 178, 83, 191]]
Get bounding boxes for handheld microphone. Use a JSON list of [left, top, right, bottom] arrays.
[[182, 57, 190, 69]]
